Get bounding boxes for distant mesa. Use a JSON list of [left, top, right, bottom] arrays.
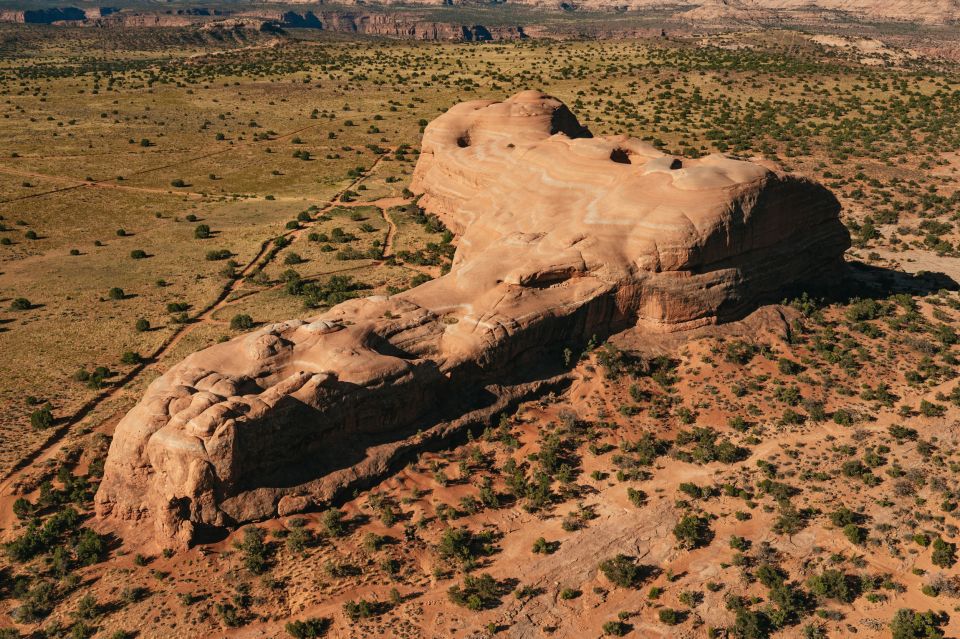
[[0, 6, 115, 24], [95, 91, 850, 547]]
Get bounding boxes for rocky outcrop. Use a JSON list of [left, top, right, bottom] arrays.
[[0, 7, 109, 24], [246, 10, 526, 40], [95, 91, 849, 547], [0, 6, 525, 41]]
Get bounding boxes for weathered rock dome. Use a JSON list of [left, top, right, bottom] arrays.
[[95, 91, 849, 546]]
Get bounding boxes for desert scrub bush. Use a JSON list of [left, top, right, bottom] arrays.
[[598, 554, 647, 589], [206, 249, 231, 261], [30, 404, 54, 430], [724, 340, 758, 364], [447, 573, 502, 610], [343, 599, 377, 623], [135, 318, 150, 332], [108, 287, 125, 300], [843, 524, 867, 545], [889, 609, 947, 639], [436, 527, 495, 569], [194, 224, 211, 239], [321, 509, 346, 537], [627, 487, 647, 507], [284, 617, 330, 638], [286, 523, 313, 554], [230, 314, 254, 331], [531, 537, 556, 554], [807, 569, 859, 603], [75, 528, 107, 565], [9, 297, 31, 310], [673, 514, 713, 549], [659, 608, 684, 625], [235, 526, 270, 574], [931, 537, 957, 568], [674, 427, 747, 464], [602, 620, 630, 636]]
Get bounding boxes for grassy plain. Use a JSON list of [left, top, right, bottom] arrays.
[[1, 25, 960, 639]]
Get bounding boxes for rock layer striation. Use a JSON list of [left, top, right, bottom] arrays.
[[95, 91, 849, 546]]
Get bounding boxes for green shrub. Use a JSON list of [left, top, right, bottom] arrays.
[[598, 554, 646, 588], [659, 608, 682, 625], [284, 617, 330, 638], [931, 537, 956, 568], [75, 529, 107, 565], [321, 509, 346, 537], [30, 405, 54, 430], [673, 515, 713, 549], [602, 620, 629, 636], [807, 569, 858, 604], [627, 488, 647, 507], [235, 526, 269, 574], [889, 609, 946, 639], [205, 249, 231, 261], [447, 573, 500, 610], [230, 314, 254, 331]]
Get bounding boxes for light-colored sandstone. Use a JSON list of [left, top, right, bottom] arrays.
[[95, 91, 849, 546]]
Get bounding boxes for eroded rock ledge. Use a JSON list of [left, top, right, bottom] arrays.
[[95, 90, 850, 547]]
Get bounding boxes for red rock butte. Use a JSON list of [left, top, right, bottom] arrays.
[[95, 90, 850, 547]]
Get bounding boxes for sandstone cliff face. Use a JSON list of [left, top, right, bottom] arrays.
[[0, 7, 87, 24], [255, 10, 525, 40], [95, 91, 849, 547]]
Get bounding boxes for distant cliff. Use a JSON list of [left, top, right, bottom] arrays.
[[0, 6, 114, 24], [266, 10, 526, 40], [0, 5, 526, 40]]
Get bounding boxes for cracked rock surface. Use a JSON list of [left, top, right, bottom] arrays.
[[95, 90, 849, 547]]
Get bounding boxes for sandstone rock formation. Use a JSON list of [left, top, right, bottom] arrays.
[[7, 0, 958, 31], [95, 90, 849, 547]]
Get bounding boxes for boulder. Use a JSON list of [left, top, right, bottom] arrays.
[[95, 91, 849, 547]]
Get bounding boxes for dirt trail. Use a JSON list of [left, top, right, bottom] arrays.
[[0, 152, 392, 494], [373, 197, 409, 258], [0, 120, 327, 205]]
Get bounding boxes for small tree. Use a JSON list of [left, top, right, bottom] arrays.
[[673, 515, 713, 549], [599, 555, 646, 589], [75, 529, 106, 565], [931, 537, 957, 568], [284, 617, 330, 638], [230, 314, 254, 331], [889, 609, 946, 639], [236, 526, 269, 574], [322, 509, 346, 537], [602, 620, 629, 636], [30, 405, 54, 430]]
